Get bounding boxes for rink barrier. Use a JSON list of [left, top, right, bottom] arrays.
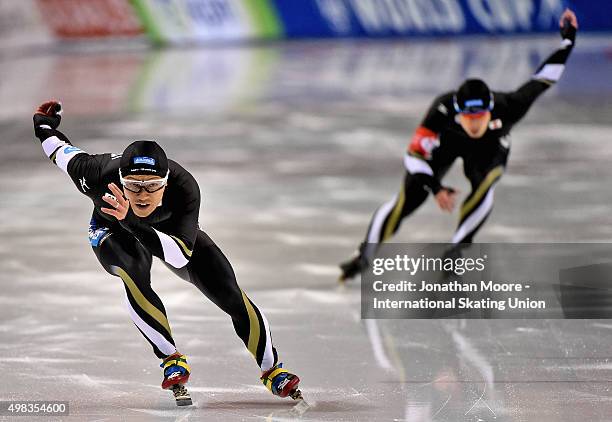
[[16, 0, 612, 44], [35, 0, 144, 38], [129, 0, 281, 44], [270, 0, 612, 38]]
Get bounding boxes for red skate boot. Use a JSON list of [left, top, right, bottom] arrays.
[[161, 352, 192, 406], [260, 363, 303, 400]]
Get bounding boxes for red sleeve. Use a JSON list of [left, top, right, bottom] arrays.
[[408, 126, 439, 160]]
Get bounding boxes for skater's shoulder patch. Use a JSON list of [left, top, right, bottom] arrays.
[[88, 227, 110, 247]]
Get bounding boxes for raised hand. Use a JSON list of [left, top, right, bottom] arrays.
[[559, 9, 577, 43], [101, 183, 130, 221], [559, 8, 578, 29]]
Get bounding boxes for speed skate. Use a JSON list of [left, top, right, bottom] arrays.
[[170, 383, 192, 407]]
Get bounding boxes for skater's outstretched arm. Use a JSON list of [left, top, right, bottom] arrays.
[[33, 100, 109, 194], [34, 101, 199, 268], [506, 8, 578, 123]]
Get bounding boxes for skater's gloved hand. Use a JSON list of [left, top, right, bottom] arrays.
[[33, 100, 63, 130], [101, 183, 130, 221], [435, 187, 457, 213], [559, 9, 577, 43]]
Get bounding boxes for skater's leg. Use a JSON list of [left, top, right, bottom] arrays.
[[362, 171, 430, 260], [339, 171, 430, 280], [90, 223, 176, 358], [166, 230, 301, 399], [358, 144, 458, 261], [452, 165, 505, 244], [452, 140, 509, 244], [168, 230, 278, 371]]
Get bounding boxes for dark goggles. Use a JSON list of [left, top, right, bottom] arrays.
[[119, 169, 169, 193]]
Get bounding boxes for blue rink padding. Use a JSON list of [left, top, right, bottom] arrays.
[[270, 0, 612, 38], [558, 46, 612, 95]]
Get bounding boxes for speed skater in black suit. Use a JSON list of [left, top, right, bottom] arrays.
[[340, 9, 578, 281], [33, 102, 303, 405]]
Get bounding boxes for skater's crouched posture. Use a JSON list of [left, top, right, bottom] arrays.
[[340, 9, 578, 281], [32, 103, 302, 405]]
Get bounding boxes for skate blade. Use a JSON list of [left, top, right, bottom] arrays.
[[172, 384, 193, 407], [289, 388, 303, 400], [176, 397, 193, 407], [289, 391, 311, 417]]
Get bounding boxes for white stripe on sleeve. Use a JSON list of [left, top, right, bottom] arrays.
[[41, 135, 67, 158], [404, 154, 434, 176], [533, 64, 564, 82], [54, 145, 85, 173], [154, 229, 190, 268]]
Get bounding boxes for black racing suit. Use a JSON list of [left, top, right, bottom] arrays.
[[34, 127, 278, 370], [361, 33, 575, 261]]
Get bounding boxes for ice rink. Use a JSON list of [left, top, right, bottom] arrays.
[[1, 35, 612, 420]]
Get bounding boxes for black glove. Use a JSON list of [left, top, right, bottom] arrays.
[[560, 18, 576, 44], [33, 100, 62, 130]]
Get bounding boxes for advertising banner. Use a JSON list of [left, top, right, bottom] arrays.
[[270, 0, 611, 38], [36, 0, 143, 38], [131, 0, 281, 44]]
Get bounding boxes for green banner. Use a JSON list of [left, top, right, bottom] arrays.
[[129, 0, 282, 45]]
